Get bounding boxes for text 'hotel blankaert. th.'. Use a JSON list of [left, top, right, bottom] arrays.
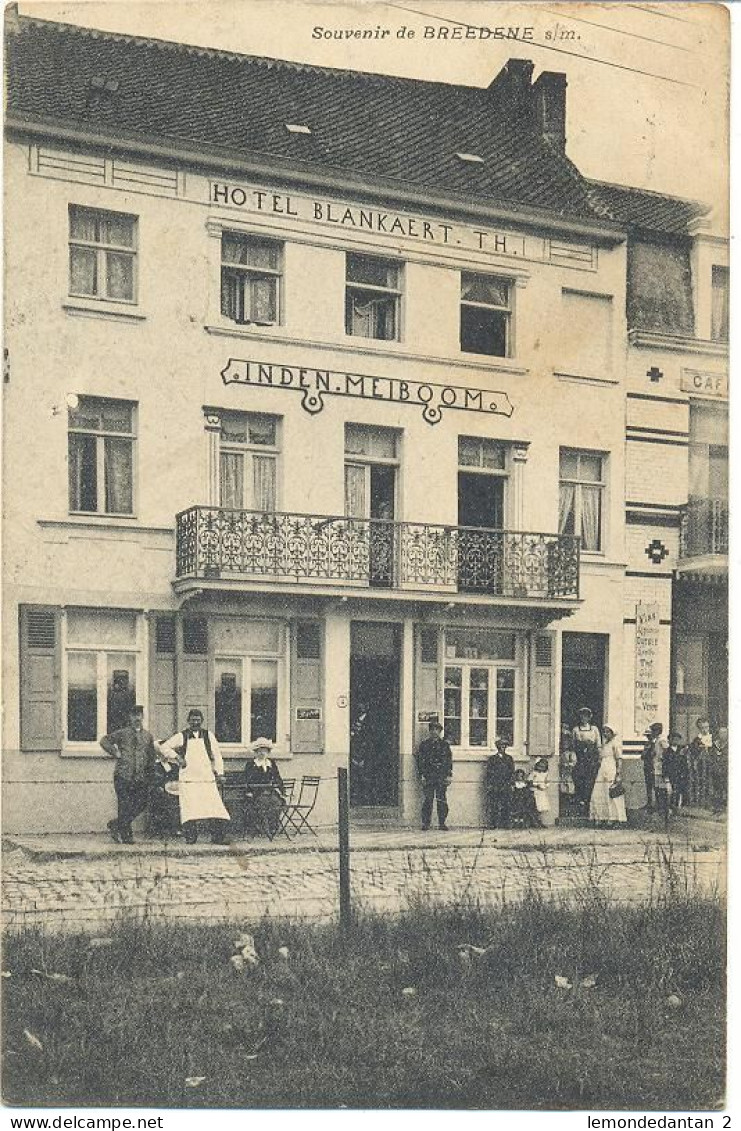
[[3, 8, 728, 832]]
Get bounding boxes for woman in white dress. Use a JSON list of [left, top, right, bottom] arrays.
[[160, 709, 230, 844], [589, 725, 627, 826], [528, 757, 554, 827]]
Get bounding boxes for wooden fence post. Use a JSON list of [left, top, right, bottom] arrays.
[[338, 766, 351, 932]]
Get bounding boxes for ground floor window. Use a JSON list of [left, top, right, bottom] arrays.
[[442, 628, 518, 748], [211, 619, 286, 749], [214, 656, 280, 745], [65, 609, 142, 742]]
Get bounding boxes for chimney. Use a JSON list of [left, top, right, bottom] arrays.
[[532, 71, 567, 152], [488, 58, 535, 121]]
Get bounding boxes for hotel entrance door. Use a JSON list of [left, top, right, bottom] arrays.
[[349, 623, 401, 808]]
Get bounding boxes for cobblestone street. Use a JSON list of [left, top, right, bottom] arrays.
[[3, 816, 725, 932]]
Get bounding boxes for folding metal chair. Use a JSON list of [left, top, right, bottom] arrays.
[[263, 778, 295, 841], [276, 775, 321, 838], [219, 771, 251, 837]]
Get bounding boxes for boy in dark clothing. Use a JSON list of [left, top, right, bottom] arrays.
[[510, 769, 538, 827], [415, 720, 453, 830], [485, 737, 515, 828], [662, 731, 690, 812]]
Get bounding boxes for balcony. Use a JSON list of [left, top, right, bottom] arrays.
[[677, 499, 728, 579], [174, 506, 580, 604]]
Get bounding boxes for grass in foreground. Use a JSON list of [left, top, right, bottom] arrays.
[[2, 893, 725, 1110]]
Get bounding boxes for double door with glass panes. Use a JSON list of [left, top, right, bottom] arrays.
[[443, 629, 517, 749], [219, 412, 278, 514], [344, 425, 398, 588]]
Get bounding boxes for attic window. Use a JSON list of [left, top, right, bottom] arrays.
[[456, 152, 484, 164], [285, 123, 312, 135]]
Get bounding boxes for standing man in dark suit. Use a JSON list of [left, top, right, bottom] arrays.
[[415, 720, 453, 831], [100, 705, 160, 844], [485, 736, 516, 828]]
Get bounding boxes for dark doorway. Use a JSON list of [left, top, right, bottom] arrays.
[[349, 623, 401, 807], [458, 471, 504, 529], [560, 632, 608, 732], [457, 472, 505, 593]]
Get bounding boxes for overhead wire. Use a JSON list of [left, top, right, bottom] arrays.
[[387, 3, 700, 88], [536, 6, 694, 51]]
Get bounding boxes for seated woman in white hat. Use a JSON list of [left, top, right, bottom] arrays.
[[242, 737, 285, 837]]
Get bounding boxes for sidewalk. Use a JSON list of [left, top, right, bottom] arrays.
[[2, 814, 726, 933]]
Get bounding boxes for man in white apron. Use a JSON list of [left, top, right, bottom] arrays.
[[160, 709, 230, 844]]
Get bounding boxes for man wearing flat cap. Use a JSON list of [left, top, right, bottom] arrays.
[[415, 720, 453, 831], [100, 705, 162, 844]]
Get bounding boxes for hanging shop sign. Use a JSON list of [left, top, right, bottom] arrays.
[[634, 601, 661, 735], [221, 358, 514, 426]]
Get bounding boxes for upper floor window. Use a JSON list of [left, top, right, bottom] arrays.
[[219, 411, 279, 512], [68, 396, 136, 516], [711, 265, 729, 342], [221, 234, 281, 325], [345, 253, 401, 341], [689, 402, 728, 501], [560, 290, 613, 376], [460, 273, 511, 356], [69, 205, 137, 303], [559, 449, 605, 553]]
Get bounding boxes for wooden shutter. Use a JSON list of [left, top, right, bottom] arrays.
[[177, 615, 210, 723], [529, 631, 557, 761], [148, 612, 177, 740], [414, 626, 441, 746], [19, 605, 62, 751], [291, 622, 324, 753]]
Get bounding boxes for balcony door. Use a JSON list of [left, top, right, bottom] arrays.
[[344, 424, 399, 588], [458, 471, 504, 530], [457, 436, 507, 593], [219, 411, 279, 512]]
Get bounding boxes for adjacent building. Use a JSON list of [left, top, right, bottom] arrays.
[[3, 8, 728, 832]]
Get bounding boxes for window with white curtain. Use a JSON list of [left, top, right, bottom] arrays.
[[221, 234, 282, 324], [345, 253, 401, 340], [460, 273, 512, 356], [68, 397, 136, 515], [219, 412, 279, 512], [69, 205, 137, 302], [343, 424, 399, 518], [559, 449, 606, 552]]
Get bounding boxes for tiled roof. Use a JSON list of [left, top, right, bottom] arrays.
[[6, 10, 614, 226], [588, 180, 708, 237]]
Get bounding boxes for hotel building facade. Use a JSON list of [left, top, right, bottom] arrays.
[[3, 10, 728, 832]]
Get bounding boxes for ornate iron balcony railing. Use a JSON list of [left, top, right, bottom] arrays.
[[679, 498, 729, 559], [175, 507, 580, 599]]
